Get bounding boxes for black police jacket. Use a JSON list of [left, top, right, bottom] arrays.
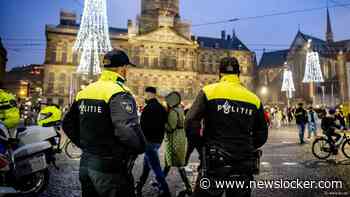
[[185, 75, 268, 167], [62, 71, 146, 171]]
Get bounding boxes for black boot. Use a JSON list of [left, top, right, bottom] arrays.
[[178, 168, 193, 196]]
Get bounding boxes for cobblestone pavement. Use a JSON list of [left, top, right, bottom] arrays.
[[39, 126, 350, 197]]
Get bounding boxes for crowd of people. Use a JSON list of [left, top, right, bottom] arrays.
[[12, 48, 350, 196], [264, 103, 348, 146], [60, 50, 268, 197]]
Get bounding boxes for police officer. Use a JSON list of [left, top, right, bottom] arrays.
[[62, 49, 146, 197], [185, 57, 268, 197], [0, 89, 20, 130]]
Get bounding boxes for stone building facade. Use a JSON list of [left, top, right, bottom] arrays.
[[257, 9, 350, 107], [43, 0, 256, 106], [3, 64, 44, 100]]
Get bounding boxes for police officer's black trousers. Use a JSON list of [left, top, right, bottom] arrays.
[[79, 157, 136, 197]]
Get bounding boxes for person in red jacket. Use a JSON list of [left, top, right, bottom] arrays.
[[264, 108, 271, 128]]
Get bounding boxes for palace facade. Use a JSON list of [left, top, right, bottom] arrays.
[[43, 0, 256, 106]]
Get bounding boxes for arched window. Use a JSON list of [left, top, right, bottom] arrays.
[[62, 43, 68, 64], [47, 72, 55, 94], [51, 47, 57, 63], [59, 73, 66, 82]]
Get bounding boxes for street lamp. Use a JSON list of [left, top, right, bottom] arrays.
[[260, 86, 268, 96]]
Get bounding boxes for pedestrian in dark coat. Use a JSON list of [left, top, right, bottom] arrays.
[[294, 103, 308, 144], [136, 87, 170, 197]]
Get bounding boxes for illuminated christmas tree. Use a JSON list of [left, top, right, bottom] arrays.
[[73, 0, 112, 75], [302, 51, 324, 83], [281, 67, 295, 99]]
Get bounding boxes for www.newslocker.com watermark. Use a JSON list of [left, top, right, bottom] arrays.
[[199, 177, 344, 190]]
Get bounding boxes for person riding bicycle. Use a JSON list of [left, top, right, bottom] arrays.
[[321, 108, 342, 153]]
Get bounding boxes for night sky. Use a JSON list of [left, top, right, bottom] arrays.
[[0, 0, 349, 69]]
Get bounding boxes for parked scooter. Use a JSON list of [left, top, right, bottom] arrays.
[[0, 104, 63, 196], [0, 122, 52, 196]]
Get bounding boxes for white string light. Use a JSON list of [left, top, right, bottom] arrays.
[[281, 67, 295, 99], [302, 51, 324, 83], [73, 0, 112, 75]]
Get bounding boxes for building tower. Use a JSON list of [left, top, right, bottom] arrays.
[[326, 8, 334, 43], [139, 0, 179, 34], [138, 0, 191, 38]]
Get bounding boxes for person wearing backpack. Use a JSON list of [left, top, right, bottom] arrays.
[[163, 91, 192, 196]]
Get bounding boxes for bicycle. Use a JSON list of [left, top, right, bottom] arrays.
[[63, 139, 81, 159], [312, 130, 350, 159]]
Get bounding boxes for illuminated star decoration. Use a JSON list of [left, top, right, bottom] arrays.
[[302, 51, 324, 83], [281, 67, 295, 99], [73, 0, 112, 75]]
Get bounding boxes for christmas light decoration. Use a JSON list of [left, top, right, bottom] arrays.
[[73, 0, 112, 75], [302, 51, 324, 83], [281, 68, 295, 99]]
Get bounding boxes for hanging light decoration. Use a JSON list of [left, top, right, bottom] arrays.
[[302, 40, 324, 83], [281, 65, 295, 99], [73, 0, 112, 75]]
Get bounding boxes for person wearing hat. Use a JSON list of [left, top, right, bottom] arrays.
[[163, 91, 192, 196], [62, 49, 146, 197], [185, 57, 268, 197], [294, 103, 308, 144], [136, 86, 170, 197]]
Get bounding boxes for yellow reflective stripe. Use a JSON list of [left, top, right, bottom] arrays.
[[76, 81, 125, 103], [203, 82, 261, 108]]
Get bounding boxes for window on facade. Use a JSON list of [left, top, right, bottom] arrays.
[[171, 58, 177, 68], [58, 85, 65, 95], [62, 44, 68, 64], [59, 73, 66, 82], [134, 56, 140, 66], [47, 72, 55, 94], [58, 98, 64, 107], [144, 57, 149, 67], [51, 49, 57, 64], [179, 59, 185, 70], [48, 72, 55, 83], [47, 83, 54, 94], [73, 53, 78, 65], [153, 57, 159, 67]]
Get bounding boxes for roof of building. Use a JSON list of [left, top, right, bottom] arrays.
[[297, 31, 331, 55], [258, 49, 289, 69], [196, 36, 250, 51], [47, 24, 128, 35], [332, 39, 350, 51], [8, 64, 43, 72]]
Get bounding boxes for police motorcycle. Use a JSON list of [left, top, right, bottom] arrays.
[[0, 104, 62, 196]]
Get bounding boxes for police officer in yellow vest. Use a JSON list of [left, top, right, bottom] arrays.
[[62, 49, 146, 197], [186, 57, 268, 197], [0, 89, 20, 129]]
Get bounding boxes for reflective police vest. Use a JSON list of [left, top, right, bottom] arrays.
[[0, 89, 20, 129], [75, 70, 130, 157], [202, 74, 262, 158]]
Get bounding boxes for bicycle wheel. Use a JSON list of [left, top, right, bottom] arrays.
[[312, 138, 332, 159], [341, 138, 350, 159], [65, 140, 82, 159]]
